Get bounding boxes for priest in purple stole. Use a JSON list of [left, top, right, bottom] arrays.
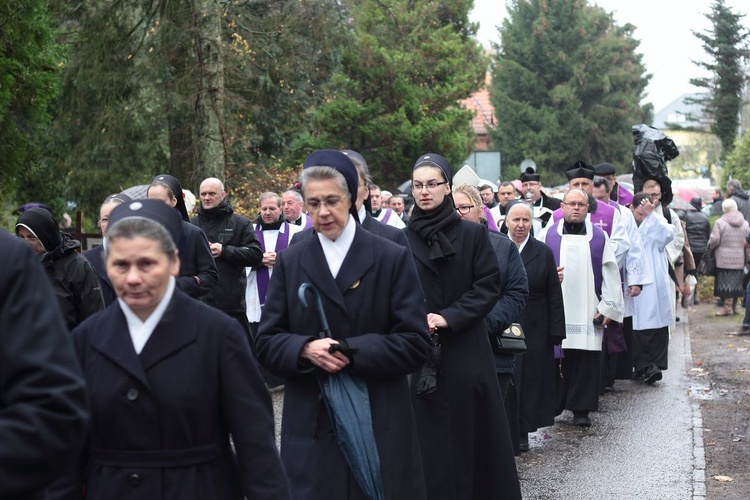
[[539, 189, 624, 427], [246, 192, 304, 336]]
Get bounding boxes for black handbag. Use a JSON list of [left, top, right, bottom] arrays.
[[697, 246, 716, 277], [491, 323, 527, 355]]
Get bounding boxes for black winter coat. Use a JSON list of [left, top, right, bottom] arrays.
[[191, 201, 262, 312], [176, 221, 219, 298], [83, 246, 116, 307], [48, 288, 291, 500], [683, 209, 711, 256], [0, 232, 89, 500], [256, 225, 431, 500], [42, 233, 104, 330], [404, 219, 522, 500], [514, 237, 566, 433]]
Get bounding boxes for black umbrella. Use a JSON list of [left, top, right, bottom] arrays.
[[298, 283, 384, 500]]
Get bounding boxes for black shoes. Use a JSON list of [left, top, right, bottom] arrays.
[[573, 411, 591, 427], [642, 366, 663, 385], [519, 432, 530, 452]]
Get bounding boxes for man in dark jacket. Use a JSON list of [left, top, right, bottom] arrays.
[[682, 196, 711, 269], [192, 177, 262, 344], [15, 207, 104, 330], [0, 231, 89, 499], [727, 179, 750, 223]]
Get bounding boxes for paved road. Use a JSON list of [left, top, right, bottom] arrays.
[[269, 314, 703, 499], [518, 314, 702, 499]]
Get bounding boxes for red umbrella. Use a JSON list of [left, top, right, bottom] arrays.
[[675, 187, 699, 202]]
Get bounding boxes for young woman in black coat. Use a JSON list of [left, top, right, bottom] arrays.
[[404, 154, 522, 500]]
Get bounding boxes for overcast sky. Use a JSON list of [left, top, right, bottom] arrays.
[[470, 0, 749, 112]]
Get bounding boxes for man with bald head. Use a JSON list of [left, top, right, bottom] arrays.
[[192, 177, 263, 344], [539, 189, 624, 427]]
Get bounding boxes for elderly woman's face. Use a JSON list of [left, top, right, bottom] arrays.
[[453, 192, 481, 224], [412, 166, 449, 212], [506, 205, 532, 243], [106, 236, 180, 321]]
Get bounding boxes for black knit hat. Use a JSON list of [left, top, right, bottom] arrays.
[[150, 174, 190, 222]]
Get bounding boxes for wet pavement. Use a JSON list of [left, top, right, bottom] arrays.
[[517, 313, 701, 499]]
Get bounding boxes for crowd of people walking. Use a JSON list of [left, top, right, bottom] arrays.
[[5, 147, 750, 499]]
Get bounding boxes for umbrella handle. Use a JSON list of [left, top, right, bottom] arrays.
[[298, 283, 331, 335]]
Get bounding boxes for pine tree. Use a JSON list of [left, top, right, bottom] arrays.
[[690, 0, 749, 160], [293, 0, 488, 185], [490, 0, 650, 184]]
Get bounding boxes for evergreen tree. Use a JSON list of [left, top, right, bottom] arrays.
[[490, 0, 650, 184], [690, 0, 749, 160], [0, 0, 65, 210], [724, 130, 750, 186], [293, 0, 487, 185]]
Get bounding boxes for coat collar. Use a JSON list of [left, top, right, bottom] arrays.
[[521, 235, 541, 266], [299, 224, 375, 315], [89, 290, 198, 386]]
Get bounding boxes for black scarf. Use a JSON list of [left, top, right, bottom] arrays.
[[563, 221, 586, 235], [409, 197, 461, 260], [256, 214, 285, 231]]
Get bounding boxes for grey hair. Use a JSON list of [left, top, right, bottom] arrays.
[[259, 192, 281, 206], [282, 190, 304, 203], [106, 218, 177, 260], [201, 177, 225, 192], [563, 188, 588, 203], [727, 179, 742, 192], [506, 202, 533, 218], [299, 167, 351, 202]]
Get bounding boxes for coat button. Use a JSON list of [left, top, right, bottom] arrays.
[[127, 473, 141, 486], [126, 388, 139, 401]]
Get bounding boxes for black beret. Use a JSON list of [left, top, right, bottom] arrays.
[[565, 160, 595, 181], [303, 149, 359, 218], [413, 153, 453, 185], [519, 167, 540, 183], [593, 162, 616, 176], [151, 174, 190, 222], [108, 199, 183, 247]]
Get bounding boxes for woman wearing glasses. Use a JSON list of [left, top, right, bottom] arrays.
[[405, 155, 522, 500], [84, 193, 133, 306]]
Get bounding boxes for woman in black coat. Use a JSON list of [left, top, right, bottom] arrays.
[[48, 200, 291, 500], [256, 154, 432, 500], [505, 202, 566, 448], [405, 154, 521, 500]]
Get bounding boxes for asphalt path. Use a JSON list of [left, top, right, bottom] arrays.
[[517, 313, 701, 499], [269, 313, 702, 499]]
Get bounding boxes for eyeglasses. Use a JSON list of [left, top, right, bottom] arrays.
[[97, 217, 110, 227], [412, 181, 448, 191], [563, 202, 588, 208], [305, 197, 343, 211], [455, 205, 476, 215]]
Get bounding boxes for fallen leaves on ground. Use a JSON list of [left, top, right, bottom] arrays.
[[712, 475, 734, 482]]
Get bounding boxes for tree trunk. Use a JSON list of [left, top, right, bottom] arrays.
[[192, 0, 226, 185]]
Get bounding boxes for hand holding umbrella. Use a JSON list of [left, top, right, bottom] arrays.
[[298, 283, 384, 500]]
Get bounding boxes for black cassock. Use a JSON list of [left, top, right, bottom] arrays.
[[515, 236, 566, 433], [405, 219, 522, 500], [48, 288, 290, 500], [257, 225, 431, 500]]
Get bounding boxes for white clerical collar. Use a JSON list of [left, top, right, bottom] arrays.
[[118, 276, 176, 354], [317, 214, 356, 278], [515, 233, 531, 253], [357, 205, 367, 224]]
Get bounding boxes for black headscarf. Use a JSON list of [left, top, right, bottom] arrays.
[[151, 174, 190, 222], [16, 207, 61, 253]]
